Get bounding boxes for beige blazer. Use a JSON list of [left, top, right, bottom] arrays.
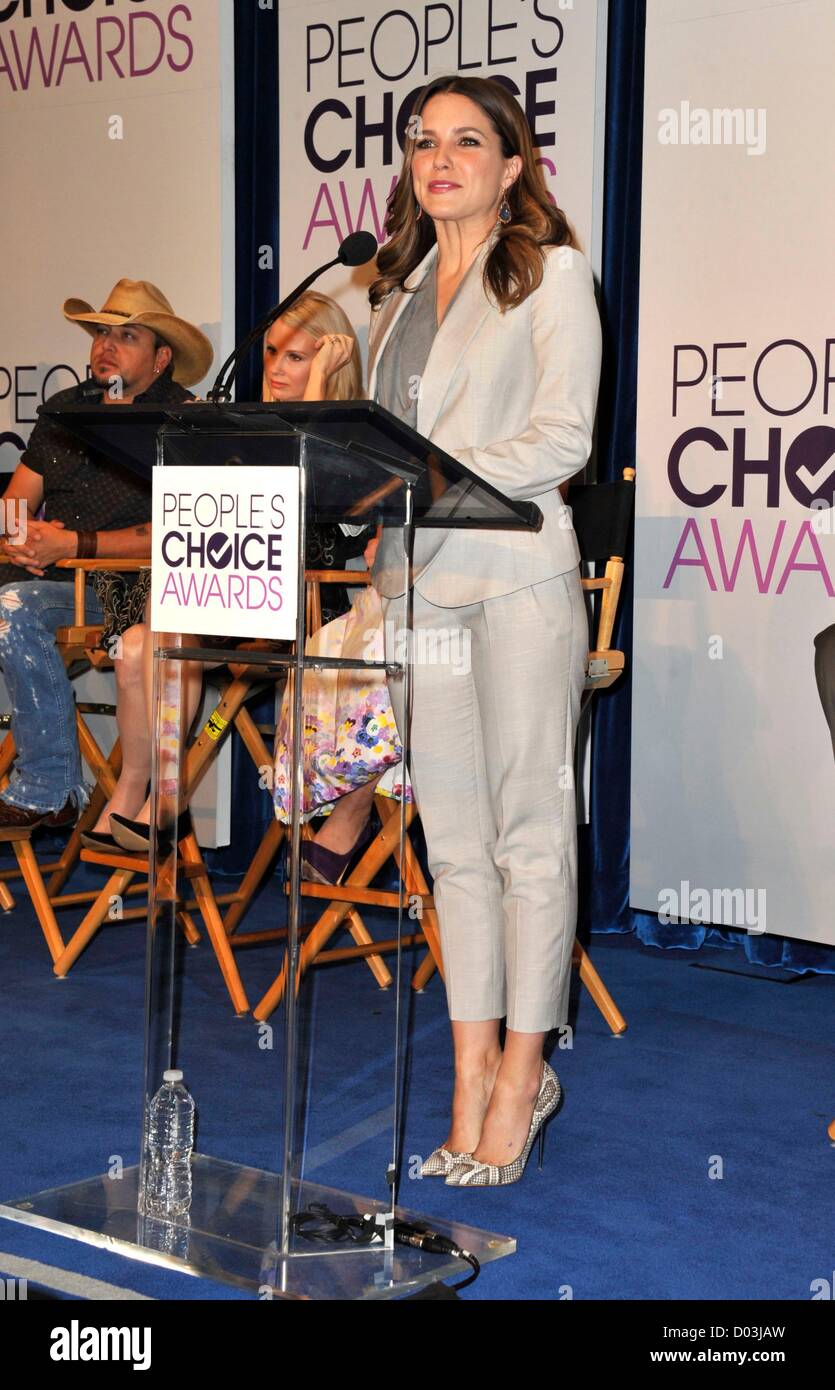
[[368, 234, 603, 606]]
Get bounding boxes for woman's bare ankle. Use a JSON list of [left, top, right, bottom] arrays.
[[445, 1051, 502, 1151], [93, 787, 147, 832]]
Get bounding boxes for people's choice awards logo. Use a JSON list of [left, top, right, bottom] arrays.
[[151, 465, 300, 641], [663, 337, 835, 597], [0, 0, 194, 94]]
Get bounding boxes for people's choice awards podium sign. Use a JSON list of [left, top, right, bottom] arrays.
[[150, 468, 300, 640]]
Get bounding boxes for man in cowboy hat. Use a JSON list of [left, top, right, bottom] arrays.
[[0, 279, 213, 829]]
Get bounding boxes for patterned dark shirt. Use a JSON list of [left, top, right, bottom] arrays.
[[0, 365, 192, 588], [306, 521, 371, 625]]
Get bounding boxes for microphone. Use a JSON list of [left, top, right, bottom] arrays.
[[208, 231, 379, 404], [77, 376, 107, 400], [337, 230, 378, 267]]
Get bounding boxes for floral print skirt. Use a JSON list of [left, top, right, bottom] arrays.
[[273, 584, 412, 822]]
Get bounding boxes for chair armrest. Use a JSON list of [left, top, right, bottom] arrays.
[[55, 557, 151, 626], [56, 558, 151, 571], [304, 569, 372, 633], [304, 569, 371, 586]]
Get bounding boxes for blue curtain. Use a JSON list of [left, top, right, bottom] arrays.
[[581, 0, 835, 975], [233, 0, 279, 402], [204, 1, 281, 877]]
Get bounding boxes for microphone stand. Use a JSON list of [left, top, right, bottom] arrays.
[[207, 253, 342, 404]]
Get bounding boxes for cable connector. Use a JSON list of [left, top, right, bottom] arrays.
[[359, 1211, 391, 1244]]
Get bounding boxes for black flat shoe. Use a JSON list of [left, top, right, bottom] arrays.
[[79, 828, 122, 852], [109, 814, 153, 853], [110, 810, 191, 855]]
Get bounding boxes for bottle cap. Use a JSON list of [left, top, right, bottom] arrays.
[[163, 1069, 183, 1083]]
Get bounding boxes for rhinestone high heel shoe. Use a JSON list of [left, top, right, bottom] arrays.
[[445, 1062, 562, 1188], [420, 1145, 473, 1178]]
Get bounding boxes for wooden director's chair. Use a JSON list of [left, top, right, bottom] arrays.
[[0, 557, 255, 1007], [214, 570, 441, 1000], [571, 466, 636, 708], [49, 599, 281, 1013], [0, 558, 154, 962], [44, 567, 403, 1014], [252, 470, 638, 1028]]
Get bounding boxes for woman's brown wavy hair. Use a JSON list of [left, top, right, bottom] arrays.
[[369, 75, 575, 314]]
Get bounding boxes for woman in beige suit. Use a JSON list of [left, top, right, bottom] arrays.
[[367, 75, 602, 1187]]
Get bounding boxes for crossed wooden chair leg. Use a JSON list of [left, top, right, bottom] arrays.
[[212, 700, 398, 995], [250, 792, 627, 1035], [52, 834, 250, 1016], [252, 798, 441, 1022], [0, 714, 126, 925], [7, 669, 275, 1007], [45, 716, 123, 899], [0, 711, 129, 954], [45, 666, 291, 1010]]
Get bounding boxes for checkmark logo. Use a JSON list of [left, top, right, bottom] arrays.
[[207, 532, 233, 568], [786, 426, 835, 506]]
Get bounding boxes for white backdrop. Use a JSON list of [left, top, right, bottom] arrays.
[[632, 0, 835, 945], [0, 0, 235, 845], [277, 0, 607, 351], [0, 0, 235, 468]]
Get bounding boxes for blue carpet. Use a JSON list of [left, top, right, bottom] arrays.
[[0, 848, 832, 1301]]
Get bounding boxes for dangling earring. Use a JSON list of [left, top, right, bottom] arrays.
[[415, 202, 423, 221], [497, 193, 512, 226]]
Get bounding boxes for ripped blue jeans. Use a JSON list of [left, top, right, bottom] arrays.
[[0, 579, 104, 813]]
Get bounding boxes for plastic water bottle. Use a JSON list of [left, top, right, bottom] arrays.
[[145, 1070, 195, 1217], [144, 1213, 191, 1261]]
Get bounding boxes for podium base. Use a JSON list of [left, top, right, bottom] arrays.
[[0, 1154, 515, 1300]]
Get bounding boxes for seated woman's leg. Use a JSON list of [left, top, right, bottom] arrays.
[[311, 774, 382, 853], [273, 572, 400, 877], [93, 622, 150, 830], [95, 612, 204, 832], [133, 622, 204, 827]]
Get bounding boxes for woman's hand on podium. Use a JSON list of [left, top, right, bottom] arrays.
[[363, 527, 381, 569]]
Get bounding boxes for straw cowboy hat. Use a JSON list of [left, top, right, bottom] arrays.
[[63, 278, 213, 386]]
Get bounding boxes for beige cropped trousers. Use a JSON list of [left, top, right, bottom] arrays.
[[383, 569, 588, 1033]]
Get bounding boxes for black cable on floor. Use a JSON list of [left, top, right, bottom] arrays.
[[290, 1203, 481, 1291]]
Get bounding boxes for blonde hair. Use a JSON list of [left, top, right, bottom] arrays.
[[262, 290, 363, 402]]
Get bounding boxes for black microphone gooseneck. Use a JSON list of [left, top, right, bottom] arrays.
[[208, 231, 378, 404]]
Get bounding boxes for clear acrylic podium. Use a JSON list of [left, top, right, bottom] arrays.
[[0, 400, 542, 1299]]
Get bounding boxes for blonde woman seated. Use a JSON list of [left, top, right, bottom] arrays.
[[83, 291, 407, 865]]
